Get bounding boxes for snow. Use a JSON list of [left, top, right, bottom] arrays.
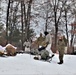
[[0, 45, 5, 52], [0, 53, 76, 75]]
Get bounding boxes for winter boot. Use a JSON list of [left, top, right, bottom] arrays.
[[47, 54, 54, 59], [34, 57, 39, 60], [46, 54, 54, 61], [58, 60, 63, 64]]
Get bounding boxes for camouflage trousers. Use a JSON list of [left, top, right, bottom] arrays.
[[31, 48, 49, 60], [40, 50, 49, 60]]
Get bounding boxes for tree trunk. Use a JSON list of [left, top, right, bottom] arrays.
[[21, 1, 24, 50], [69, 26, 74, 54], [6, 0, 10, 44], [23, 3, 27, 40], [27, 0, 32, 40], [65, 9, 69, 54], [54, 24, 58, 53], [54, 4, 58, 53]]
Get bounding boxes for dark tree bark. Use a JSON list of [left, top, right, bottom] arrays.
[[6, 0, 10, 44], [23, 3, 27, 40], [21, 1, 24, 50], [26, 0, 33, 40], [53, 0, 59, 53]]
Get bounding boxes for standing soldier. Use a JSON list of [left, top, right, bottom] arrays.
[[23, 40, 31, 53], [37, 33, 45, 48], [57, 36, 65, 64]]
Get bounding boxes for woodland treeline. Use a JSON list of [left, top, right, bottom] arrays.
[[0, 0, 76, 53]]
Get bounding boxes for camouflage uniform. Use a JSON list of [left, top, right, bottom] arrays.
[[30, 33, 45, 55], [40, 50, 49, 60], [36, 33, 45, 47], [34, 32, 54, 60], [57, 39, 65, 63], [23, 41, 31, 53], [39, 33, 54, 60]]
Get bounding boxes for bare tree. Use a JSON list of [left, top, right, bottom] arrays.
[[21, 0, 24, 50], [48, 0, 67, 52], [26, 0, 33, 40], [6, 0, 10, 44]]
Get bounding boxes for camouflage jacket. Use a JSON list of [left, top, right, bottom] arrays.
[[57, 40, 65, 51]]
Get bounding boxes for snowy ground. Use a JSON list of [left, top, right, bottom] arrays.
[[0, 53, 76, 75]]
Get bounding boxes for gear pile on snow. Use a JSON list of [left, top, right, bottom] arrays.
[[0, 44, 17, 56], [5, 44, 17, 56]]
